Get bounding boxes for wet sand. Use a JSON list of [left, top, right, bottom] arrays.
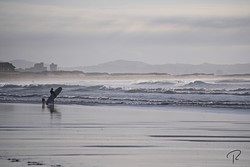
[[0, 103, 250, 167]]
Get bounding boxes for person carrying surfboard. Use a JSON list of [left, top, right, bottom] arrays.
[[50, 88, 56, 96], [46, 87, 62, 105]]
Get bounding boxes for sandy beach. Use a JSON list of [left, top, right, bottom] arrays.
[[0, 103, 250, 167]]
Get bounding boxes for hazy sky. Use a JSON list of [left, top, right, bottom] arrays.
[[0, 0, 250, 67]]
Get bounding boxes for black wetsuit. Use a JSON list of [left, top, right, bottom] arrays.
[[50, 88, 56, 96]]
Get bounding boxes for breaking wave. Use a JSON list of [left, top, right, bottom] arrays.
[[0, 79, 250, 109], [135, 81, 175, 85]]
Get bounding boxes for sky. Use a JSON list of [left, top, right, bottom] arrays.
[[0, 0, 250, 67]]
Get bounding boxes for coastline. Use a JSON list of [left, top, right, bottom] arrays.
[[0, 103, 250, 167]]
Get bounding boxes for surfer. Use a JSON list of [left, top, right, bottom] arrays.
[[46, 87, 62, 105], [50, 88, 56, 96], [50, 88, 56, 104]]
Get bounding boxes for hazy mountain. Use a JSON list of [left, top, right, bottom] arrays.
[[84, 60, 150, 73], [9, 59, 250, 74], [81, 60, 250, 75], [10, 59, 36, 69], [10, 59, 50, 69]]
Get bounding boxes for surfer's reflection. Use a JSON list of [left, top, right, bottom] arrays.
[[48, 105, 61, 119], [42, 98, 46, 110]]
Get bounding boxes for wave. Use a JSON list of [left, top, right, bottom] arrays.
[[0, 84, 117, 92], [1, 95, 250, 109], [135, 81, 175, 85], [0, 84, 75, 89], [1, 85, 249, 96], [71, 85, 107, 92], [184, 81, 213, 87], [1, 82, 249, 109], [2, 87, 249, 102], [124, 88, 250, 96], [215, 79, 250, 83], [0, 93, 46, 98], [232, 88, 250, 92]]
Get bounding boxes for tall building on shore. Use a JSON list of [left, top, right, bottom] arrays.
[[50, 63, 57, 71], [25, 62, 47, 72]]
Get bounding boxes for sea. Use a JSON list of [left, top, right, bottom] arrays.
[[0, 77, 250, 109]]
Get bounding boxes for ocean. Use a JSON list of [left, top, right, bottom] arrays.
[[1, 75, 250, 167], [0, 76, 250, 109]]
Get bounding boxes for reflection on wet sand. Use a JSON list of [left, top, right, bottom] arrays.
[[48, 104, 61, 120], [1, 103, 250, 167]]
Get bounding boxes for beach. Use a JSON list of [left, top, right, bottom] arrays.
[[1, 0, 250, 166], [0, 103, 250, 167]]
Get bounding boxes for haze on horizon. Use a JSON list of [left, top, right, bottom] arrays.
[[0, 0, 250, 67]]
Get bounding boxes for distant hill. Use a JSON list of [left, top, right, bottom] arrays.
[[10, 59, 36, 69], [9, 59, 250, 74], [78, 60, 250, 75], [84, 60, 149, 73], [10, 59, 50, 69]]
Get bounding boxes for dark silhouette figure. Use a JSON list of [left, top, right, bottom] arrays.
[[50, 88, 56, 104], [42, 98, 45, 108], [48, 105, 61, 119], [50, 88, 56, 96], [46, 87, 62, 105]]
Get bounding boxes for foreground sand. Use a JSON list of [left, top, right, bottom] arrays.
[[0, 103, 250, 167]]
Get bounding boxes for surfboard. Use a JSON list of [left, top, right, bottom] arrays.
[[46, 87, 62, 105]]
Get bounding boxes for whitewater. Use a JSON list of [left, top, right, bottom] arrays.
[[0, 78, 250, 109]]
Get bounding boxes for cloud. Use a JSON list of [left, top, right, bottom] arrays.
[[1, 1, 250, 35], [149, 16, 250, 30], [0, 1, 250, 66], [0, 0, 249, 47]]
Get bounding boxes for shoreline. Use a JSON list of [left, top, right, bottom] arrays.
[[1, 100, 250, 111]]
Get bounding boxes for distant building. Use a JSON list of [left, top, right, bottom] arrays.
[[25, 62, 47, 72], [34, 62, 47, 72], [0, 62, 15, 72], [50, 63, 57, 71]]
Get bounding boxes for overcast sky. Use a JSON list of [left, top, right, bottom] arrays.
[[0, 0, 250, 67]]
